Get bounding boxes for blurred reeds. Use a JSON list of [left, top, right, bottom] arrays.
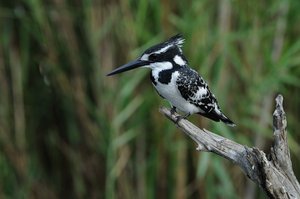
[[0, 0, 300, 198]]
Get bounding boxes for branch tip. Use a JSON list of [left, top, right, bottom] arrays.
[[275, 94, 283, 108], [273, 94, 287, 131]]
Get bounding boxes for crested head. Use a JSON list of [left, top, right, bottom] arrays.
[[142, 34, 184, 55], [140, 34, 187, 68], [162, 34, 185, 49], [167, 34, 185, 48], [106, 34, 187, 76]]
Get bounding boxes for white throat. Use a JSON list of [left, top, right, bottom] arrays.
[[148, 61, 173, 79]]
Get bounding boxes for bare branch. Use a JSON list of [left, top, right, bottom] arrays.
[[159, 95, 300, 199]]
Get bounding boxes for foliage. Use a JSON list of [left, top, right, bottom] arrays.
[[0, 0, 300, 198]]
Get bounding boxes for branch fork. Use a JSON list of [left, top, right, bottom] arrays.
[[159, 95, 300, 199]]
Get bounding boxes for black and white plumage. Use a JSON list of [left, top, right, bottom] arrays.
[[107, 34, 235, 126]]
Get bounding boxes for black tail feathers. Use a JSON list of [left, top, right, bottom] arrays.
[[198, 110, 236, 127], [219, 113, 236, 127]]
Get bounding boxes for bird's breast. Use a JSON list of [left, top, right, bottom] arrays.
[[152, 71, 200, 114]]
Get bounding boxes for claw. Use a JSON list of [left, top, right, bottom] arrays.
[[175, 115, 183, 123], [170, 106, 177, 115], [175, 113, 190, 124]]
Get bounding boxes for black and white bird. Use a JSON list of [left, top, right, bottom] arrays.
[[107, 34, 235, 126]]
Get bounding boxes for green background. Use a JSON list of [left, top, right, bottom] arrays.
[[1, 0, 300, 198]]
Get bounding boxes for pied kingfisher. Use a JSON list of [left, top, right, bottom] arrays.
[[107, 34, 235, 126]]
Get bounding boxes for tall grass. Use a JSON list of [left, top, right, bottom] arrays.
[[0, 0, 300, 198]]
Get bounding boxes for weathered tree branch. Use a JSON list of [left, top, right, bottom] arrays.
[[159, 94, 300, 199]]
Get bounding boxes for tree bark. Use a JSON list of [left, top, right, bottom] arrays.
[[159, 94, 300, 199]]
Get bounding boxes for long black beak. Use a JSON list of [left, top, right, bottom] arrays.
[[106, 60, 151, 76]]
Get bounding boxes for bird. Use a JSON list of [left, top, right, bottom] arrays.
[[107, 34, 235, 126]]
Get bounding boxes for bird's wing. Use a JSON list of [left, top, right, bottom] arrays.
[[176, 67, 236, 126], [176, 67, 216, 113]]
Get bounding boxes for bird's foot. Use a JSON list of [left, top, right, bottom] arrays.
[[175, 113, 190, 124], [170, 106, 177, 115]]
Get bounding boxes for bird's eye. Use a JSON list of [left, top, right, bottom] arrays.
[[149, 53, 158, 61]]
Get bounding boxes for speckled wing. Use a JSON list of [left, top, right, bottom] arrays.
[[176, 67, 216, 114]]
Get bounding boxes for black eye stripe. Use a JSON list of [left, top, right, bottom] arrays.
[[149, 53, 158, 60]]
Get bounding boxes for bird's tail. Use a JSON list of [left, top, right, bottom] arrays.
[[218, 112, 236, 127], [198, 109, 236, 127]]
